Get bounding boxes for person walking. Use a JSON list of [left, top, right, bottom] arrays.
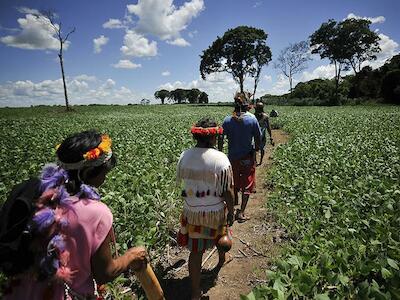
[[255, 102, 274, 166], [218, 92, 261, 223], [177, 117, 235, 300]]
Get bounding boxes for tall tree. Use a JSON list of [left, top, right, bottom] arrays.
[[154, 89, 170, 104], [340, 18, 380, 74], [38, 11, 75, 111], [200, 26, 272, 93], [310, 18, 381, 104], [274, 41, 311, 93], [252, 43, 272, 102]]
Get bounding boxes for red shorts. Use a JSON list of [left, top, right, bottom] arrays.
[[231, 154, 256, 195]]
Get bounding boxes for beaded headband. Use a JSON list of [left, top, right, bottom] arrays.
[[56, 134, 113, 170], [191, 126, 223, 136]]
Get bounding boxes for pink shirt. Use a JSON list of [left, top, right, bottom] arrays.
[[4, 197, 113, 299]]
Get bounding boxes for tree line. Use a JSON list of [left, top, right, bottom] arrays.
[[261, 54, 400, 106], [198, 18, 398, 105], [154, 88, 209, 104]]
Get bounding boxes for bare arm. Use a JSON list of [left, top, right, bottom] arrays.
[[91, 230, 147, 284], [223, 188, 235, 226], [265, 115, 273, 144]]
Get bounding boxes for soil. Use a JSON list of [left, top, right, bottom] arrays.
[[159, 129, 290, 300]]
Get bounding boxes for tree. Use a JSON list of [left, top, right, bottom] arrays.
[[198, 92, 209, 104], [169, 89, 187, 104], [37, 11, 75, 111], [310, 19, 348, 104], [340, 18, 380, 74], [154, 89, 170, 104], [381, 70, 400, 104], [200, 26, 272, 94], [274, 41, 311, 93], [252, 43, 272, 102], [187, 88, 201, 103], [310, 18, 381, 104]]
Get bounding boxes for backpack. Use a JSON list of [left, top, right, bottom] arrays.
[[0, 178, 41, 276]]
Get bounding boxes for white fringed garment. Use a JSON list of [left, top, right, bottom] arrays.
[[177, 148, 233, 229]]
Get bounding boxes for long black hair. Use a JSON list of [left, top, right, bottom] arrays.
[[56, 130, 116, 194]]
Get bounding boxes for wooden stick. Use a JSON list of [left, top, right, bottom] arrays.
[[238, 238, 265, 257], [201, 247, 217, 267], [134, 263, 165, 300], [238, 249, 248, 257]]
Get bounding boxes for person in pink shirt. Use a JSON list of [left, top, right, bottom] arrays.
[[2, 130, 147, 299]]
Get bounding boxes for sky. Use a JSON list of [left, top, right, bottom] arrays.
[[0, 0, 399, 107]]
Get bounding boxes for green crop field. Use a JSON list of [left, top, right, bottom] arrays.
[[1, 104, 399, 299]]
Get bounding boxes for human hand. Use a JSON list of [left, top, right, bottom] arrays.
[[128, 246, 148, 271]]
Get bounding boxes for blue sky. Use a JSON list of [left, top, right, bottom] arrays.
[[0, 0, 399, 106]]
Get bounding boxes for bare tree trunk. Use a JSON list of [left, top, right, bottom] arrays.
[[239, 76, 244, 93], [59, 53, 70, 111], [252, 81, 257, 104]]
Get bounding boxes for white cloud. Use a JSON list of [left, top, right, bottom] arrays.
[[74, 74, 97, 82], [269, 74, 291, 95], [0, 76, 150, 106], [366, 33, 399, 69], [121, 30, 157, 57], [112, 59, 141, 69], [253, 1, 262, 8], [166, 37, 190, 47], [264, 75, 272, 82], [302, 64, 336, 82], [93, 35, 109, 53], [103, 18, 124, 29], [346, 13, 385, 24], [102, 79, 116, 89], [16, 7, 40, 15], [162, 71, 171, 76], [0, 13, 66, 50], [127, 0, 204, 43]]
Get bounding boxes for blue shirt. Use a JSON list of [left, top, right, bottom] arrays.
[[222, 112, 261, 160]]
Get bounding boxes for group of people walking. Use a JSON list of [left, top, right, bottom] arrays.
[[0, 92, 273, 300], [178, 92, 273, 299]]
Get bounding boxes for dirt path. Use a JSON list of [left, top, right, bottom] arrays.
[[160, 129, 289, 300]]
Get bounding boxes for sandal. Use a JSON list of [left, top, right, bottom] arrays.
[[236, 211, 250, 223]]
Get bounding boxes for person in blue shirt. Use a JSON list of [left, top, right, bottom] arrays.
[[218, 92, 261, 222]]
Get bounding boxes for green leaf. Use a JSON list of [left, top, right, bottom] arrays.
[[315, 294, 330, 300], [387, 258, 399, 270], [338, 274, 349, 285], [241, 292, 256, 300], [287, 255, 303, 268], [324, 209, 331, 219], [381, 267, 392, 279]]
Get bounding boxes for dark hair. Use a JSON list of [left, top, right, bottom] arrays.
[[192, 117, 218, 147], [234, 92, 250, 113], [56, 130, 116, 194]]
